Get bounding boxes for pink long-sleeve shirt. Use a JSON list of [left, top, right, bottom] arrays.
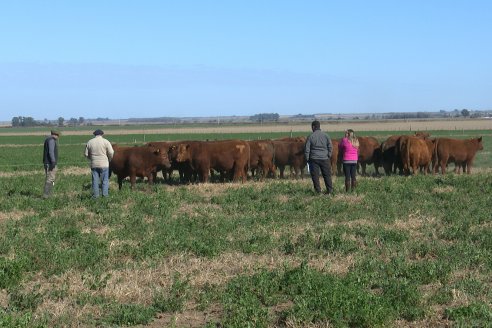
[[339, 137, 359, 162]]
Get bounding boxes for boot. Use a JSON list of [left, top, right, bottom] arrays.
[[43, 182, 53, 198], [351, 180, 357, 192], [345, 181, 350, 192]]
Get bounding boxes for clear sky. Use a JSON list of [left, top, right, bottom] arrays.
[[1, 1, 491, 121]]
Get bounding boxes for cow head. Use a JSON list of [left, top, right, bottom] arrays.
[[477, 136, 483, 150], [176, 144, 191, 162], [152, 147, 171, 169]]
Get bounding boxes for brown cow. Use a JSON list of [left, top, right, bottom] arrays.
[[247, 140, 276, 180], [433, 137, 483, 174], [415, 131, 431, 138], [331, 139, 341, 175], [176, 140, 250, 183], [110, 145, 171, 189], [401, 136, 435, 175], [272, 140, 306, 178], [276, 136, 307, 143], [146, 141, 177, 180], [357, 136, 382, 175], [381, 135, 403, 175]]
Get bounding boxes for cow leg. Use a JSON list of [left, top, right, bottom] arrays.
[[118, 177, 123, 190], [279, 166, 285, 179], [440, 160, 447, 175], [130, 175, 137, 189]]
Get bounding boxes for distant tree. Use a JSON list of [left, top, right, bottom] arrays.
[[23, 117, 36, 126], [250, 113, 279, 122], [58, 117, 65, 127], [11, 117, 20, 127], [461, 109, 470, 117], [78, 117, 85, 125], [68, 117, 78, 126]]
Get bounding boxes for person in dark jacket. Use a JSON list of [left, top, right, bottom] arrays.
[[304, 120, 333, 194], [42, 130, 60, 198]]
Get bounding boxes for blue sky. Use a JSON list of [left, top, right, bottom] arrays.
[[0, 1, 491, 121]]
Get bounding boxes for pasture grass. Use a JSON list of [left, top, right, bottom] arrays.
[[0, 167, 491, 326], [0, 128, 490, 326]]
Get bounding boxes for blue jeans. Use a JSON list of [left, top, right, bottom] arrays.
[[91, 167, 109, 198]]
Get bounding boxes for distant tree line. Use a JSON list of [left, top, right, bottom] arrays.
[[11, 116, 86, 127], [249, 113, 280, 122]]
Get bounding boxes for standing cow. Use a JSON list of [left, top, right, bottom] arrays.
[[175, 140, 250, 183], [381, 135, 403, 175], [433, 137, 483, 174], [357, 136, 382, 176], [272, 140, 306, 179], [401, 136, 435, 175], [248, 140, 276, 180], [110, 145, 171, 189]]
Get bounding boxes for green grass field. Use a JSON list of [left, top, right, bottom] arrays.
[[0, 129, 491, 327]]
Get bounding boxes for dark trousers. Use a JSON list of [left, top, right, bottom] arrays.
[[309, 159, 333, 194], [343, 163, 357, 183]]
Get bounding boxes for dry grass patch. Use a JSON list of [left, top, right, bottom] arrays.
[[101, 252, 302, 304], [332, 193, 365, 204], [174, 202, 222, 219], [60, 166, 90, 176], [308, 254, 356, 275], [0, 209, 35, 222], [144, 302, 222, 328], [0, 170, 43, 178], [432, 185, 455, 193]]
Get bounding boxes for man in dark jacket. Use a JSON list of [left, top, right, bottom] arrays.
[[304, 120, 333, 194], [42, 130, 60, 198]]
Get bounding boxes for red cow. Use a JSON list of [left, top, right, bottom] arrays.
[[176, 140, 250, 183], [401, 136, 435, 175], [110, 145, 171, 189], [433, 137, 483, 174], [381, 135, 403, 175], [248, 140, 276, 180], [357, 136, 382, 175], [272, 140, 306, 178]]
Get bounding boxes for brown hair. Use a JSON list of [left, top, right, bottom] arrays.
[[347, 129, 359, 148]]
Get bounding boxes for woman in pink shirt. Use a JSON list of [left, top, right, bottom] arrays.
[[338, 129, 359, 192]]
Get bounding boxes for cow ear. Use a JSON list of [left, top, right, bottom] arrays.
[[478, 136, 482, 142]]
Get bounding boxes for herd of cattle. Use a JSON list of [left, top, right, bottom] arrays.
[[108, 133, 484, 189]]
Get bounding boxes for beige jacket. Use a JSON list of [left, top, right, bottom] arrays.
[[84, 136, 114, 168]]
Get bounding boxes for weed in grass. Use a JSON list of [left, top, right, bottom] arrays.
[[152, 274, 191, 313], [8, 287, 43, 312], [196, 283, 222, 311], [444, 302, 492, 326], [0, 257, 28, 289], [0, 310, 35, 328], [103, 303, 157, 326]]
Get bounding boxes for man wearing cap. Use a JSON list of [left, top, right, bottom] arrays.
[[84, 129, 114, 198], [42, 130, 61, 198]]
